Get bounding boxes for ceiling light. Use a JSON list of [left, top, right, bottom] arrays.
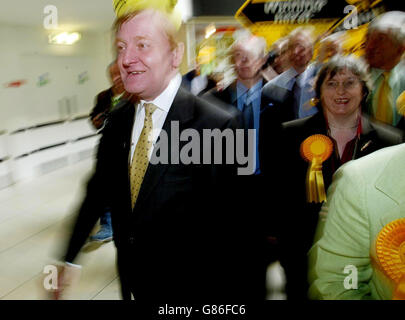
[[48, 32, 81, 45]]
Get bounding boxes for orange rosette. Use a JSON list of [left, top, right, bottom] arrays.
[[300, 134, 333, 203], [376, 218, 405, 300]]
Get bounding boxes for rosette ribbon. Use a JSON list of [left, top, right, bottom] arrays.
[[300, 134, 333, 203]]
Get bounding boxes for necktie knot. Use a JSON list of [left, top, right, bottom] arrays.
[[245, 89, 255, 106], [292, 74, 299, 85], [144, 103, 157, 119]]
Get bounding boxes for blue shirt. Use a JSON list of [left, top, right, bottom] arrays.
[[235, 80, 262, 174]]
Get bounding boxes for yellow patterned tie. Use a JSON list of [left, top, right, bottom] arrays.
[[130, 103, 157, 209], [375, 72, 393, 125]]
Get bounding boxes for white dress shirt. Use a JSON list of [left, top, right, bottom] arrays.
[[130, 73, 182, 163]]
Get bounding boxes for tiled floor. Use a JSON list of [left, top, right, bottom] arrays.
[[0, 158, 120, 300], [0, 158, 285, 300]]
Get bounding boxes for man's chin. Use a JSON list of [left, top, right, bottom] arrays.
[[123, 84, 144, 96]]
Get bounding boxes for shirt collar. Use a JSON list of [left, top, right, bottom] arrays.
[[137, 73, 182, 114], [281, 64, 317, 89], [235, 79, 263, 102], [275, 67, 299, 90]]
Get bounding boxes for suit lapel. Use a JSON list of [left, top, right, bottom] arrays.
[[375, 145, 405, 209], [354, 116, 376, 158], [133, 88, 195, 209], [115, 101, 135, 162], [224, 82, 237, 108]]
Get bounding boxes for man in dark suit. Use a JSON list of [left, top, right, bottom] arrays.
[[202, 33, 282, 298], [203, 33, 283, 174], [57, 8, 263, 300]]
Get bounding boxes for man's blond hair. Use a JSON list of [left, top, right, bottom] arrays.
[[113, 9, 179, 50]]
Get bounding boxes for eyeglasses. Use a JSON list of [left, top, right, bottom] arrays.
[[324, 79, 360, 90]]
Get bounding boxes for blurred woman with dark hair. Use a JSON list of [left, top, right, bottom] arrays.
[[270, 55, 403, 300]]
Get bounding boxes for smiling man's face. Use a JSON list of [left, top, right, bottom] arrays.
[[116, 10, 182, 101]]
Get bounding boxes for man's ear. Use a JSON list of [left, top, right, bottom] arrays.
[[172, 42, 185, 68]]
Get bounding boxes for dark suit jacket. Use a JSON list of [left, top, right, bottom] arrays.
[[64, 87, 264, 300], [261, 65, 320, 123], [202, 80, 284, 170], [272, 111, 404, 300], [261, 82, 296, 123], [181, 69, 216, 96], [202, 80, 284, 269]]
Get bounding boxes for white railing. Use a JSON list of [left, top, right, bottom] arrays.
[[0, 116, 100, 188]]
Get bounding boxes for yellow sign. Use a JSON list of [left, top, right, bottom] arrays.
[[235, 0, 387, 55]]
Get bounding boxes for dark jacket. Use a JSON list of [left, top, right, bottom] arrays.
[[202, 80, 285, 281], [202, 79, 284, 156], [181, 69, 217, 96], [64, 87, 264, 300], [90, 88, 114, 120]]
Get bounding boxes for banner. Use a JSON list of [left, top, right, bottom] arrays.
[[235, 0, 400, 55]]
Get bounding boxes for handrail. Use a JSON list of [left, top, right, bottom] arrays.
[[9, 115, 90, 134]]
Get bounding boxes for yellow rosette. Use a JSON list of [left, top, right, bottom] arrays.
[[300, 134, 333, 203], [376, 218, 405, 300]]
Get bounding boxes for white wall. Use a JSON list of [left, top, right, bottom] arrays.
[[0, 24, 114, 185], [0, 24, 113, 131]]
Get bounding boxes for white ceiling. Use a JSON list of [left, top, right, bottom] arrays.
[[0, 0, 193, 33], [0, 0, 115, 32]]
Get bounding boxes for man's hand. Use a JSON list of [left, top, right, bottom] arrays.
[[52, 264, 81, 300], [91, 113, 106, 130]]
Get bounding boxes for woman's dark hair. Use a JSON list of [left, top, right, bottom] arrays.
[[314, 55, 372, 111]]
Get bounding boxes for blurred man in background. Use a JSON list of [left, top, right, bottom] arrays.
[[262, 27, 319, 122], [90, 61, 129, 130], [203, 32, 282, 298], [270, 37, 289, 75], [203, 33, 270, 174], [364, 11, 405, 130], [316, 32, 343, 64], [87, 60, 130, 243]]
